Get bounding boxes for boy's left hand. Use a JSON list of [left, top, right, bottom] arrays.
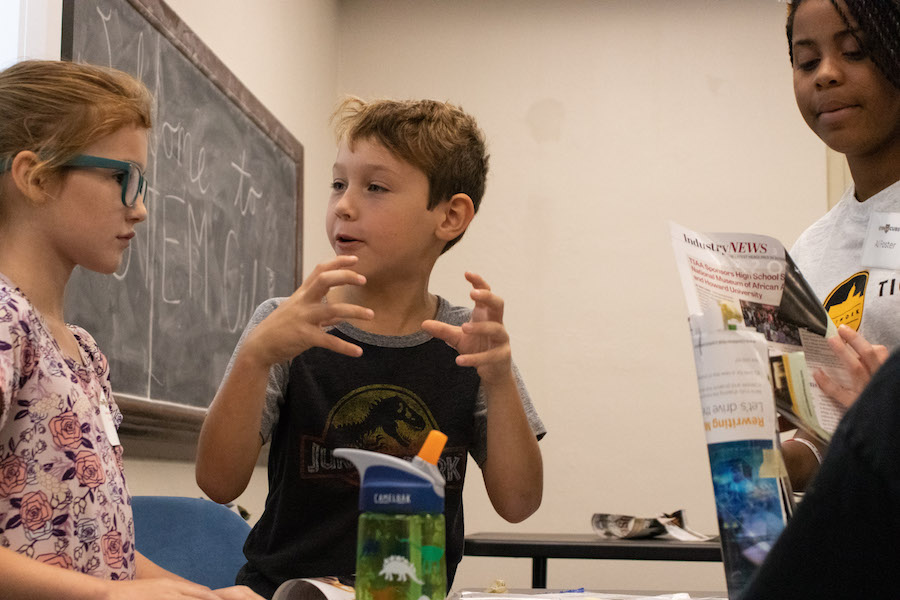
[[422, 272, 512, 384]]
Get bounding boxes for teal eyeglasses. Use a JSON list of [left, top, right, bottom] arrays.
[[0, 154, 147, 208], [63, 155, 148, 207]]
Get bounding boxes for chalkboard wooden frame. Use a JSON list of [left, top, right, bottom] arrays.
[[61, 0, 303, 460]]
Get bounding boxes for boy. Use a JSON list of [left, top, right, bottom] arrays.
[[196, 97, 545, 598]]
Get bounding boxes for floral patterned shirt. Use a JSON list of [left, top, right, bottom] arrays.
[[0, 273, 135, 579]]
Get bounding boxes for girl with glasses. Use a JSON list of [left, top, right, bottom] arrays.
[[0, 60, 261, 600]]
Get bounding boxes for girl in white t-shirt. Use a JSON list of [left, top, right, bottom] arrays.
[[782, 0, 900, 490]]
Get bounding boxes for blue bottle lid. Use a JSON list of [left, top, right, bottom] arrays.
[[357, 464, 444, 514], [334, 432, 447, 515]]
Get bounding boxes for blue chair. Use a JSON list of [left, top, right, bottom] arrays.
[[131, 495, 250, 589]]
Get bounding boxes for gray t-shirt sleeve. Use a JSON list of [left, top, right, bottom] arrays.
[[219, 297, 290, 445], [441, 302, 546, 467]]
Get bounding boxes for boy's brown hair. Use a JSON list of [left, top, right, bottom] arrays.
[[332, 96, 489, 252]]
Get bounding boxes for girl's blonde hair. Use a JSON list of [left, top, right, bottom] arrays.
[[0, 60, 153, 210]]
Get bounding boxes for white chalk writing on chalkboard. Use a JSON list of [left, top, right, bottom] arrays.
[[64, 0, 302, 409]]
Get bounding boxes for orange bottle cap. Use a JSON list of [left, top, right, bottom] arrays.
[[417, 430, 448, 465]]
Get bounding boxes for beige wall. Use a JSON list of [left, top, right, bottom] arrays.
[[111, 0, 831, 594]]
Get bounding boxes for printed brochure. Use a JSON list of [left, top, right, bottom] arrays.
[[670, 223, 850, 442], [670, 223, 852, 596]]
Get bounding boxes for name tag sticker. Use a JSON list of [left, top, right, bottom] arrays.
[[861, 212, 900, 269], [100, 401, 121, 447]]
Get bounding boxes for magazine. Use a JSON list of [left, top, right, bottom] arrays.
[[272, 577, 356, 600], [685, 323, 792, 595], [670, 223, 850, 442], [591, 510, 715, 541], [669, 223, 854, 596]]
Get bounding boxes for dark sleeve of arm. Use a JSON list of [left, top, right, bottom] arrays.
[[740, 350, 900, 600]]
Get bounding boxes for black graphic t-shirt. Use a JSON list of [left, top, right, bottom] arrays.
[[229, 296, 544, 598]]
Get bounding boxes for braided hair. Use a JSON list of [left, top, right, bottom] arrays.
[[787, 0, 900, 90]]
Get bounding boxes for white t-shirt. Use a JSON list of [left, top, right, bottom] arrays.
[[791, 179, 900, 350]]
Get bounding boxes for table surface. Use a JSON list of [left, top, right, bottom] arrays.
[[463, 532, 723, 562]]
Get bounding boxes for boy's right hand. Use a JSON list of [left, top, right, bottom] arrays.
[[241, 255, 373, 368]]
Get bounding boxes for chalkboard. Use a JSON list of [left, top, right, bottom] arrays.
[[60, 0, 303, 449]]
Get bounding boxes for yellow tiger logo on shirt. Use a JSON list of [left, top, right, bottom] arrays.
[[823, 271, 868, 331]]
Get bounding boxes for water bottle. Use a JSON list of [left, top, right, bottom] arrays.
[[334, 430, 447, 600]]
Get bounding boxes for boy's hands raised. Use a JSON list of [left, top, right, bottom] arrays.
[[242, 256, 374, 368], [422, 272, 512, 384]]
